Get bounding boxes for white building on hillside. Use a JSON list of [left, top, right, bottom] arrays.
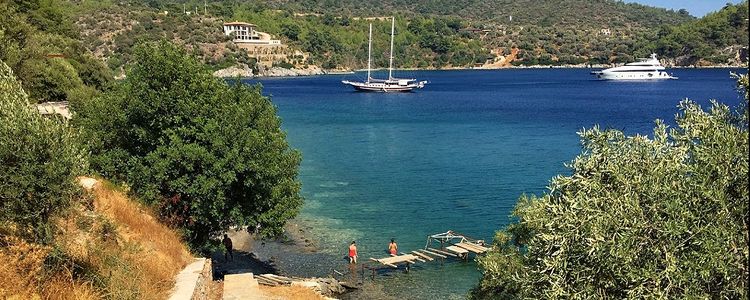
[[223, 21, 259, 42], [223, 21, 281, 45]]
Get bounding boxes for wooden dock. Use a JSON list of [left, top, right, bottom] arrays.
[[365, 230, 489, 276], [369, 254, 420, 268], [455, 242, 489, 254]]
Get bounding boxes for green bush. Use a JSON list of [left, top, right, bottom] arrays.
[[74, 41, 303, 252], [472, 75, 749, 299], [0, 1, 112, 103], [0, 60, 87, 243]]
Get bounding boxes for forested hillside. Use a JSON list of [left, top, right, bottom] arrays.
[[74, 1, 487, 71], [83, 0, 746, 70], [0, 1, 112, 103], [191, 0, 695, 27], [655, 3, 749, 65], [1, 0, 746, 99]]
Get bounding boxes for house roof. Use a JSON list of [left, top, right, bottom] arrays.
[[223, 21, 256, 26]]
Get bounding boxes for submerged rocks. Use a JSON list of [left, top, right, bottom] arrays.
[[289, 277, 347, 296]]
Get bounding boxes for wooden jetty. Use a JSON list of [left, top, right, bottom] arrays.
[[455, 241, 489, 254], [365, 230, 489, 277], [425, 230, 488, 256], [369, 253, 420, 269]]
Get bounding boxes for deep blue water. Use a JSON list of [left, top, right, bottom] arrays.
[[244, 68, 745, 299]]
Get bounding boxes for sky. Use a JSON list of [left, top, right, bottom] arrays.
[[626, 0, 744, 17]]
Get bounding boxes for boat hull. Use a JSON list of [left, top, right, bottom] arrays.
[[591, 71, 677, 80], [342, 80, 427, 92], [591, 54, 677, 80]]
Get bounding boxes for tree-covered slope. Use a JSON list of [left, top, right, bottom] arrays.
[[250, 0, 694, 27], [0, 0, 112, 103], [655, 2, 749, 65]]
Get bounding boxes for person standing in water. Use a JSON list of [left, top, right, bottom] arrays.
[[388, 239, 398, 256], [348, 241, 358, 264]]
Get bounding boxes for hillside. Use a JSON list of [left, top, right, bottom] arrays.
[[252, 0, 694, 27], [0, 177, 194, 299], [0, 0, 112, 103], [2, 0, 745, 100], [69, 0, 745, 71]]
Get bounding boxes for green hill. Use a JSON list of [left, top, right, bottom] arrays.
[[249, 0, 694, 27], [3, 0, 745, 90]]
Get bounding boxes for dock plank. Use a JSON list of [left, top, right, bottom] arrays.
[[371, 254, 418, 268], [456, 242, 489, 253], [410, 251, 434, 261], [401, 252, 425, 262], [419, 249, 447, 258], [379, 254, 418, 265], [445, 245, 469, 255], [428, 247, 458, 257]]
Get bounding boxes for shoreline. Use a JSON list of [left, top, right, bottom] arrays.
[[220, 64, 747, 79], [227, 219, 394, 300]]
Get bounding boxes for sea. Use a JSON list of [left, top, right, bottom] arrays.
[[242, 68, 745, 299]]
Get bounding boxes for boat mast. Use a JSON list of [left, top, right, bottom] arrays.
[[388, 16, 395, 80], [367, 23, 372, 83]]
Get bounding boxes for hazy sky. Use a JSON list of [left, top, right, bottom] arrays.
[[626, 0, 744, 17]]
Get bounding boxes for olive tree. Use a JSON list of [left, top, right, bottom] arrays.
[[472, 75, 749, 299], [0, 60, 87, 243]]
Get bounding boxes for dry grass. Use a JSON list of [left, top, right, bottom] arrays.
[[0, 235, 99, 300], [259, 285, 328, 300], [1, 179, 194, 300], [91, 184, 192, 285]]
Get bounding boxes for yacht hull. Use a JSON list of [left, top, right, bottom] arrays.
[[342, 80, 427, 92], [590, 54, 677, 81], [592, 71, 677, 80], [340, 18, 427, 92]]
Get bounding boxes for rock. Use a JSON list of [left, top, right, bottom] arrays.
[[213, 64, 254, 78], [77, 177, 99, 190], [257, 65, 325, 77], [282, 277, 347, 296], [310, 277, 347, 296]]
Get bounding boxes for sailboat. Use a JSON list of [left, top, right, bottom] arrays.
[[342, 17, 427, 92]]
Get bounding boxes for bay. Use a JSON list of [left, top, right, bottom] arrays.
[[243, 68, 744, 299]]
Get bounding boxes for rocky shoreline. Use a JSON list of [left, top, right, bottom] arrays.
[[218, 226, 357, 299], [213, 62, 746, 79], [213, 64, 327, 79], [224, 220, 395, 300]]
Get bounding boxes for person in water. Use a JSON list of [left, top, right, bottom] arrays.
[[348, 241, 358, 264], [388, 239, 398, 256]]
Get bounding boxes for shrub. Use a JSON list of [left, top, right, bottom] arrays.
[[472, 75, 749, 299], [0, 60, 87, 243]]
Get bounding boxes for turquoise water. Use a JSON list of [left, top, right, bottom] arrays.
[[245, 68, 745, 298]]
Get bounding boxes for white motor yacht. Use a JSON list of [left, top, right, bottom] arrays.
[[591, 54, 677, 80]]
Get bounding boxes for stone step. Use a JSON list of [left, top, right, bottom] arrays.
[[169, 258, 208, 300], [223, 272, 263, 300]]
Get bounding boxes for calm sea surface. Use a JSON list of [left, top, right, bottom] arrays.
[[244, 68, 744, 299]]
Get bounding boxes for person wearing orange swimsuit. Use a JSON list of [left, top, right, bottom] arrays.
[[348, 241, 358, 264]]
